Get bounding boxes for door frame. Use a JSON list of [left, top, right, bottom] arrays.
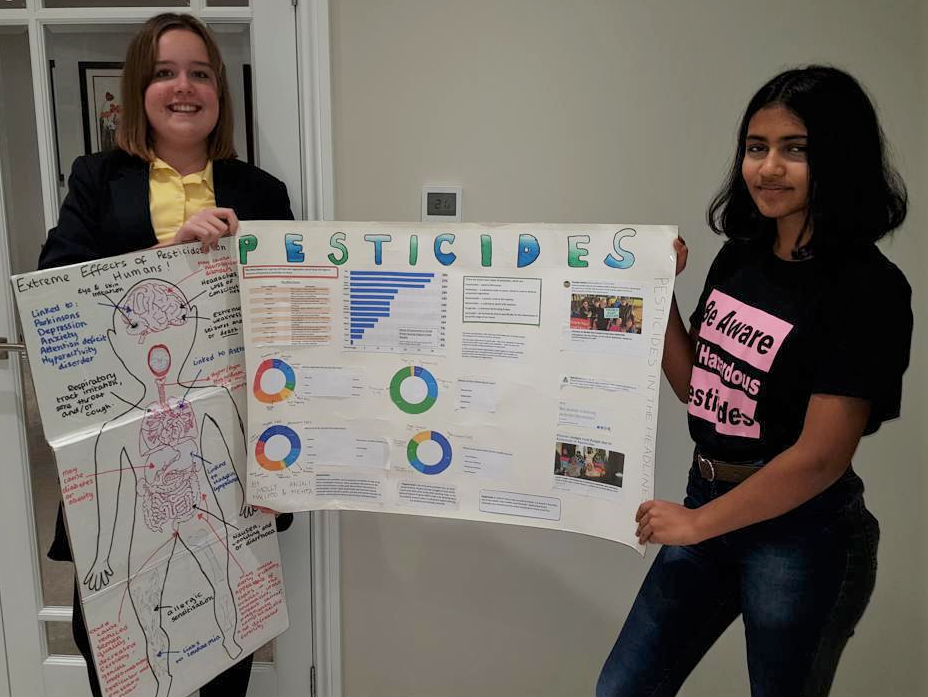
[[0, 0, 340, 695], [297, 0, 342, 694]]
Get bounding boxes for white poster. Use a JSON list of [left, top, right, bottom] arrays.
[[13, 241, 288, 697], [237, 222, 676, 550]]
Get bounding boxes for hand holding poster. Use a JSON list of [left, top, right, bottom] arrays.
[[13, 240, 288, 697], [237, 222, 676, 550]]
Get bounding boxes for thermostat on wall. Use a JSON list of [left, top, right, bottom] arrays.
[[421, 186, 463, 222]]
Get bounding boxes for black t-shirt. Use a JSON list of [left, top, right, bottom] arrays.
[[687, 239, 912, 471]]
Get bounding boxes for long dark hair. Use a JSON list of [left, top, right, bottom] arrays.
[[707, 66, 907, 254]]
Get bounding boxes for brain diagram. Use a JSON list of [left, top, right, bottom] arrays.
[[121, 282, 188, 342]]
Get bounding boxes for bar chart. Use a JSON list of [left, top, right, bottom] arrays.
[[343, 270, 447, 354]]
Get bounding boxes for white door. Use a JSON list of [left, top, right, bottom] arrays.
[[0, 2, 335, 696]]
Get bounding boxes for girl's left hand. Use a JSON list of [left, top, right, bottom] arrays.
[[255, 505, 282, 518], [635, 499, 704, 546]]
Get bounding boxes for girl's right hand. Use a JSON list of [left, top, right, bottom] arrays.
[[170, 207, 239, 251], [674, 236, 688, 276]]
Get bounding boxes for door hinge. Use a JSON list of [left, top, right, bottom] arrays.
[[310, 664, 316, 697], [0, 338, 27, 361]]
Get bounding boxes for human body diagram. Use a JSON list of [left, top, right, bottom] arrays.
[[81, 279, 255, 697]]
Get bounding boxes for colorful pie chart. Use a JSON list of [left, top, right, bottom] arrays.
[[407, 430, 453, 475], [254, 359, 296, 404], [390, 366, 438, 414], [255, 425, 301, 471]]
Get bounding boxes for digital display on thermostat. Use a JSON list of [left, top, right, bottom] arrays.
[[427, 192, 457, 216]]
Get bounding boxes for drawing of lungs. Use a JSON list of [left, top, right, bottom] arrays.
[[140, 397, 198, 455]]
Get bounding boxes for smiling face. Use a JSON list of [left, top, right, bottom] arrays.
[[144, 29, 219, 158], [741, 105, 810, 234]]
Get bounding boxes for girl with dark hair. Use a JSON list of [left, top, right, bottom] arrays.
[[39, 12, 293, 697], [580, 298, 594, 328], [597, 65, 912, 696]]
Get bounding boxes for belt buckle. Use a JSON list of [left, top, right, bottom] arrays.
[[697, 453, 716, 482]]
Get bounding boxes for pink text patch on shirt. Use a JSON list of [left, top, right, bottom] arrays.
[[688, 366, 761, 438], [689, 289, 794, 439], [697, 289, 793, 372]]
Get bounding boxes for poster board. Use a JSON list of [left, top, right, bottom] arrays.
[[13, 240, 288, 697], [238, 222, 676, 551]]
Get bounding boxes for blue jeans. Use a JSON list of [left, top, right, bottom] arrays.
[[596, 466, 879, 697]]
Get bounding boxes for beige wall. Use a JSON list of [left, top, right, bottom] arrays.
[[330, 1, 927, 695]]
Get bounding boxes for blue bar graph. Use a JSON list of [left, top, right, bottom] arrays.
[[344, 271, 447, 353]]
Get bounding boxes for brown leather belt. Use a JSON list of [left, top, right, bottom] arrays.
[[694, 451, 763, 483]]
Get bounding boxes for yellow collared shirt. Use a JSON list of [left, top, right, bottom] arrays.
[[149, 158, 216, 244]]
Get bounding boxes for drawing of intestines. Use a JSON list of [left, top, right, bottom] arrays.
[[82, 280, 252, 697], [138, 348, 200, 534]]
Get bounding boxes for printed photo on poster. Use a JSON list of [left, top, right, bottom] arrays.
[[565, 280, 648, 356], [554, 441, 625, 488], [79, 62, 124, 154], [569, 293, 643, 333]]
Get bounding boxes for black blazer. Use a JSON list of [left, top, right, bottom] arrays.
[[44, 148, 294, 560], [40, 148, 293, 268]]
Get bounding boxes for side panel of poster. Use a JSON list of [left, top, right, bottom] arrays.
[[14, 241, 287, 697]]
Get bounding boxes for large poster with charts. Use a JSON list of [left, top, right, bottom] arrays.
[[237, 222, 676, 550], [13, 240, 288, 697]]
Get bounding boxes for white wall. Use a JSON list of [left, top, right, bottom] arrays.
[[330, 1, 928, 695], [0, 30, 45, 278]]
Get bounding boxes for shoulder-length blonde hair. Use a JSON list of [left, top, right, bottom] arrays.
[[116, 13, 236, 161]]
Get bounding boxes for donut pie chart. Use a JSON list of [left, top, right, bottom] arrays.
[[390, 366, 438, 414], [407, 430, 452, 475], [256, 425, 301, 471], [254, 359, 296, 404]]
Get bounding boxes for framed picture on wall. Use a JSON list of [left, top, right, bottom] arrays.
[[78, 62, 124, 155], [48, 59, 64, 184], [243, 63, 256, 164]]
